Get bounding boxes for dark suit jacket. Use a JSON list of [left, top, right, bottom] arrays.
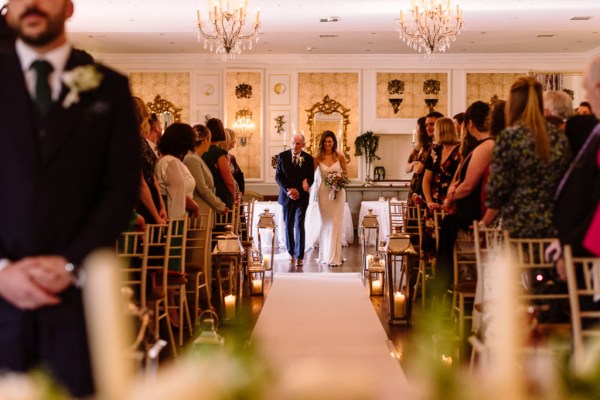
[[554, 124, 600, 256], [0, 47, 140, 269], [275, 150, 314, 207]]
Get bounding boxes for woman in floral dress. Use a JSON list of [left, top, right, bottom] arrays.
[[484, 76, 571, 238]]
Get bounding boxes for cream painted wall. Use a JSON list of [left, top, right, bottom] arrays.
[[99, 52, 589, 194]]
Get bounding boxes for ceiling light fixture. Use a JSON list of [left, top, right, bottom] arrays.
[[396, 0, 465, 54], [196, 0, 260, 59]]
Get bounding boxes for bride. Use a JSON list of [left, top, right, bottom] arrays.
[[313, 130, 348, 267]]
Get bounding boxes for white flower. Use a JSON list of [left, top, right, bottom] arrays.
[[61, 64, 103, 108], [297, 155, 304, 167]]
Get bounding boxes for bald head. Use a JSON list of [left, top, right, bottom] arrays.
[[583, 55, 600, 117], [291, 133, 305, 155]]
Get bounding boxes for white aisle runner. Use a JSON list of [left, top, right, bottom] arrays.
[[252, 273, 411, 399]]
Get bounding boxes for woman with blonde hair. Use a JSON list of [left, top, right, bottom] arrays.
[[484, 76, 571, 237], [422, 117, 461, 212], [132, 96, 167, 225]]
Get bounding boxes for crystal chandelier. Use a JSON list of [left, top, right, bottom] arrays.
[[396, 0, 465, 54], [196, 0, 260, 59]]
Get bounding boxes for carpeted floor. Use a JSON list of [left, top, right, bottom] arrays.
[[252, 273, 411, 400]]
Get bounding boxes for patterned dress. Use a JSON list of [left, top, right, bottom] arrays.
[[407, 143, 432, 205], [424, 143, 461, 206], [485, 122, 571, 238]]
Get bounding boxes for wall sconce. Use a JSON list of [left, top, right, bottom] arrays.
[[389, 98, 403, 114], [423, 79, 440, 113], [234, 109, 254, 146], [387, 80, 405, 114]]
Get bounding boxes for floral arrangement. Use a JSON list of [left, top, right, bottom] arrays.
[[293, 154, 305, 167], [61, 64, 103, 108], [324, 171, 350, 199], [354, 131, 380, 163]]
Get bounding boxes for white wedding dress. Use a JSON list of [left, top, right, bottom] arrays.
[[316, 161, 346, 266]]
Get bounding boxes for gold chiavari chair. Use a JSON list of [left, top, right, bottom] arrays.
[[185, 210, 214, 326], [449, 226, 477, 341], [400, 202, 428, 305], [504, 232, 570, 340], [142, 223, 178, 356], [164, 216, 192, 346], [239, 199, 256, 281], [388, 199, 404, 234], [115, 230, 146, 307], [211, 207, 238, 300], [564, 245, 600, 368]]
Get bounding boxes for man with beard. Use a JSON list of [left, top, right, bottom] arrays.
[[0, 0, 139, 396]]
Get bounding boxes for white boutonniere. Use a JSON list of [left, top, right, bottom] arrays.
[[296, 155, 305, 167], [62, 64, 103, 108]]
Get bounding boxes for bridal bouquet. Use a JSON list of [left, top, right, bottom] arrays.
[[324, 171, 350, 200]]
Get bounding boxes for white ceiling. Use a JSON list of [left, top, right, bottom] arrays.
[[66, 0, 600, 56]]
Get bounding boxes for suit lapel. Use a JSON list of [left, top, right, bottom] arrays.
[[0, 49, 38, 164], [40, 49, 95, 165]]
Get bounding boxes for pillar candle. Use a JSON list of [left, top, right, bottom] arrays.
[[366, 254, 374, 267], [224, 294, 236, 320], [263, 254, 271, 269], [252, 279, 263, 293], [394, 291, 406, 318], [371, 279, 382, 295]]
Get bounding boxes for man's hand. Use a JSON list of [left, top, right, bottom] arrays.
[[21, 256, 74, 294], [302, 179, 310, 193], [287, 188, 300, 200], [544, 239, 566, 280], [0, 261, 61, 309]]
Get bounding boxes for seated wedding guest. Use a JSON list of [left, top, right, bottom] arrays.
[[155, 123, 200, 219], [484, 76, 571, 238], [545, 54, 600, 277], [543, 90, 573, 130], [204, 118, 237, 209], [226, 128, 245, 199], [422, 117, 461, 213], [576, 101, 593, 115], [183, 124, 228, 216], [133, 97, 167, 225], [434, 101, 492, 298], [564, 114, 598, 154], [405, 116, 430, 205]]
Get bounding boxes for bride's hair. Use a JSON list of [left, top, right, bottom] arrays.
[[318, 130, 338, 159]]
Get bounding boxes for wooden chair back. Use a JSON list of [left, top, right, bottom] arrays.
[[388, 200, 405, 234], [115, 230, 146, 307], [564, 245, 600, 368]]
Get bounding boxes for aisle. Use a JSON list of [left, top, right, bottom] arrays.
[[252, 273, 411, 399]]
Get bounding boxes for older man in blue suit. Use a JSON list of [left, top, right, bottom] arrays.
[[275, 133, 315, 267]]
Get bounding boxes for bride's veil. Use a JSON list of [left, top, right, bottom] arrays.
[[304, 167, 322, 252]]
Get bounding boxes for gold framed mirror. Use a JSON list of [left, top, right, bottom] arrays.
[[306, 95, 351, 163], [146, 94, 182, 129]]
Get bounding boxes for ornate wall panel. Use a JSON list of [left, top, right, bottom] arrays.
[[466, 73, 523, 107], [129, 72, 190, 123], [376, 73, 448, 118], [226, 71, 262, 179], [298, 72, 359, 179]]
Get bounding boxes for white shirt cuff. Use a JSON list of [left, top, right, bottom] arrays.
[[0, 258, 10, 272]]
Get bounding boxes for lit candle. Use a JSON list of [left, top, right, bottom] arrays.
[[255, 8, 260, 25], [197, 8, 201, 23], [252, 279, 263, 293], [263, 254, 271, 269], [394, 291, 406, 318], [291, 122, 296, 134], [441, 354, 453, 365], [371, 279, 382, 295], [224, 294, 236, 320]]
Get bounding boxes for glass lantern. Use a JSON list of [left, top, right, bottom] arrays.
[[361, 209, 380, 274], [256, 209, 276, 276], [212, 224, 245, 323], [368, 253, 385, 296], [385, 227, 417, 324]]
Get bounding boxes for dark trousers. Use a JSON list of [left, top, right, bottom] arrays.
[[0, 288, 94, 398], [282, 202, 307, 260]]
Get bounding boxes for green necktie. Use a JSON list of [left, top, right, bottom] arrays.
[[31, 59, 53, 116]]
